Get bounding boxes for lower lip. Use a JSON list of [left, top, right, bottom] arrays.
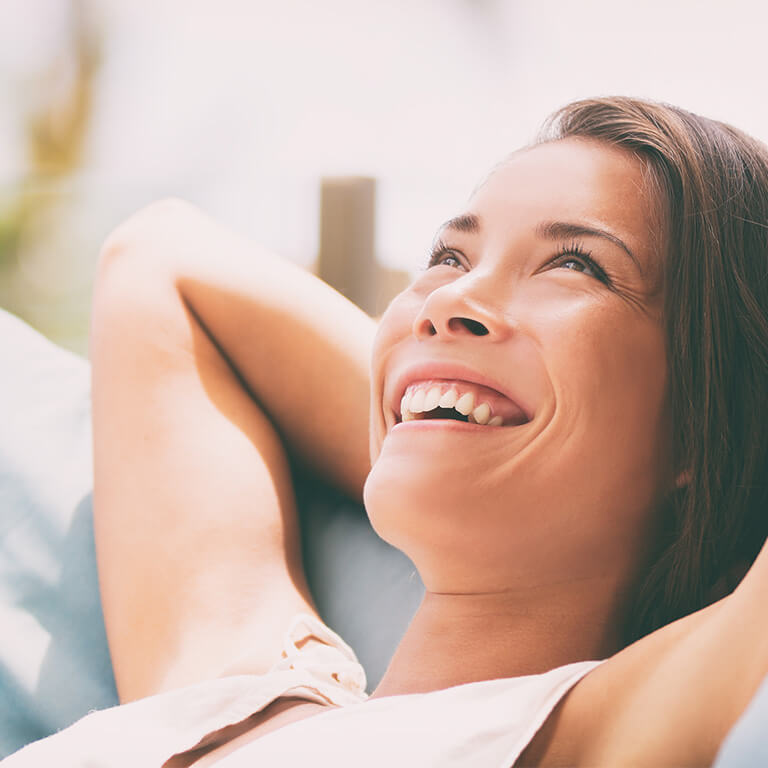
[[390, 419, 506, 434]]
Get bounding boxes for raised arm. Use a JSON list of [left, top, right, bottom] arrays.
[[91, 199, 376, 701], [542, 533, 768, 767]]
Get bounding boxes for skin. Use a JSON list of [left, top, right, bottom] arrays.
[[91, 140, 768, 767]]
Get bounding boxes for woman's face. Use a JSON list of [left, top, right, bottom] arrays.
[[364, 137, 673, 594]]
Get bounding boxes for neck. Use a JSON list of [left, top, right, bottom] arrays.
[[372, 577, 625, 698]]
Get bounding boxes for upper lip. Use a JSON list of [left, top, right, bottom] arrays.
[[386, 360, 533, 425]]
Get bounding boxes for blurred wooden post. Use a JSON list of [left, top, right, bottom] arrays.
[[318, 176, 376, 314], [317, 176, 411, 317]]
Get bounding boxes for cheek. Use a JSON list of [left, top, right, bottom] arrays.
[[525, 283, 668, 442], [536, 296, 672, 523], [556, 305, 667, 441]]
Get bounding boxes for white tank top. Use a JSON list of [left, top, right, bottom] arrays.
[[2, 614, 602, 767]]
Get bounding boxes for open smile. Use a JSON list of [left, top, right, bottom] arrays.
[[393, 378, 531, 429]]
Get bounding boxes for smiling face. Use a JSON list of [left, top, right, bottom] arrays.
[[364, 137, 674, 595]]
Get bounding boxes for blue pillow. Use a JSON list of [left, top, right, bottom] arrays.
[[0, 309, 117, 757]]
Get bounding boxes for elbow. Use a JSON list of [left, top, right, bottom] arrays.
[[92, 198, 202, 329], [96, 197, 200, 278]]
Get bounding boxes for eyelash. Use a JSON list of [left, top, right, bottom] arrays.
[[426, 238, 611, 285], [426, 239, 463, 269]]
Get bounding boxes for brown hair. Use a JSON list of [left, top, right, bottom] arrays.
[[538, 97, 768, 644]]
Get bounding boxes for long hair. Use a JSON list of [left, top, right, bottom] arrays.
[[538, 97, 768, 644]]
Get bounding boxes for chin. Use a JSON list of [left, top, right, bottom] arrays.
[[365, 453, 451, 547], [364, 455, 422, 547], [363, 450, 510, 588]]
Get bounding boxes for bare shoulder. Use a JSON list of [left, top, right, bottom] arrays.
[[530, 553, 768, 767]]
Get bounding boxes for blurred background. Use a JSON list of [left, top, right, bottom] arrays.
[[1, 0, 767, 355]]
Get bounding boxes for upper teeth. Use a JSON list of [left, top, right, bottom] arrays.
[[400, 382, 504, 427]]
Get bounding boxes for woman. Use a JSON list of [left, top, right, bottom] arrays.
[[5, 96, 768, 766]]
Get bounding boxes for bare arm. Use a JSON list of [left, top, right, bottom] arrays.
[[546, 537, 768, 767], [91, 199, 376, 700]]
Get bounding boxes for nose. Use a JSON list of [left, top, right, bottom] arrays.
[[412, 277, 510, 341]]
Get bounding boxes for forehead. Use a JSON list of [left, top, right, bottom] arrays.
[[467, 138, 661, 267]]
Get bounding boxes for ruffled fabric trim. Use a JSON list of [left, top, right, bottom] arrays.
[[270, 613, 367, 698]]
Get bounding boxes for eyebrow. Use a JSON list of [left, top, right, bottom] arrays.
[[441, 213, 481, 233], [441, 213, 641, 274]]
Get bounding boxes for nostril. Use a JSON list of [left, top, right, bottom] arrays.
[[464, 318, 489, 336], [449, 317, 489, 336]]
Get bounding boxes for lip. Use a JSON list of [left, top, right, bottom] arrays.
[[390, 418, 503, 434], [385, 360, 533, 431]]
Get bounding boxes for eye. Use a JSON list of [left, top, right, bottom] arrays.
[[557, 256, 597, 276], [549, 241, 610, 284], [425, 239, 468, 271]]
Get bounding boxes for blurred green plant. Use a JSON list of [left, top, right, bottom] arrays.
[[0, 0, 99, 352]]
